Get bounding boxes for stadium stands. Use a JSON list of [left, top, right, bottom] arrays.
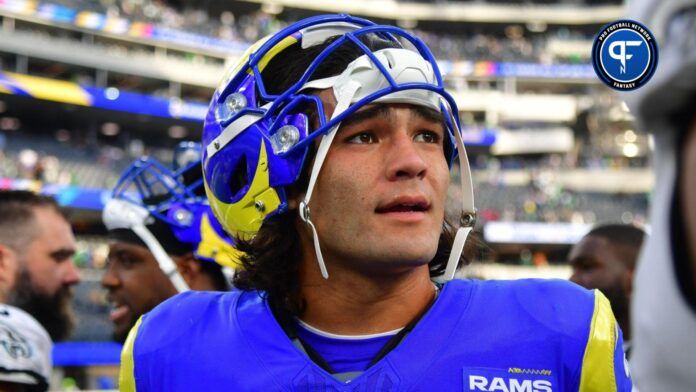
[[471, 183, 648, 225], [0, 0, 600, 84], [0, 133, 124, 188]]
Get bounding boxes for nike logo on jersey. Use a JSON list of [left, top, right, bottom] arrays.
[[463, 367, 555, 392]]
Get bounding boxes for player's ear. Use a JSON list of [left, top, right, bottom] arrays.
[[173, 253, 200, 286], [0, 245, 17, 296], [284, 181, 307, 211], [286, 194, 303, 210], [0, 245, 16, 278]]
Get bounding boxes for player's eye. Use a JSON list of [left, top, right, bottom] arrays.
[[347, 131, 377, 144], [579, 262, 595, 271], [414, 130, 441, 144], [111, 251, 138, 268]]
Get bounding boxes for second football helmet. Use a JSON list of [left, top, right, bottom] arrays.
[[104, 142, 240, 292]]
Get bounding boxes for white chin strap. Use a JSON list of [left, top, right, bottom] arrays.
[[299, 80, 361, 279], [103, 199, 191, 292], [443, 110, 475, 281], [297, 48, 476, 281]]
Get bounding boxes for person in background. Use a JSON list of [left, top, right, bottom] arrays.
[[569, 224, 646, 356], [624, 0, 696, 390], [0, 191, 80, 342], [0, 303, 52, 391], [101, 142, 240, 343], [0, 190, 80, 391]]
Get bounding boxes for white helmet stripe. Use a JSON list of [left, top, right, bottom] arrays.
[[206, 104, 272, 160], [300, 22, 366, 49]]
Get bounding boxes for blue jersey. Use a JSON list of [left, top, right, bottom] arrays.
[[120, 279, 631, 391]]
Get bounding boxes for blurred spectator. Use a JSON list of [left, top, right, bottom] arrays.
[[0, 191, 81, 342], [17, 1, 598, 64], [470, 182, 648, 225], [568, 224, 646, 356]]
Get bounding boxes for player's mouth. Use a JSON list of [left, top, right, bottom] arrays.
[[108, 298, 130, 323], [375, 196, 430, 221]]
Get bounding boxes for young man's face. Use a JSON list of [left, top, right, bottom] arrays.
[[102, 241, 178, 342], [308, 96, 450, 273]]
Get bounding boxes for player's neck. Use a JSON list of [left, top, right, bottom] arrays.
[[297, 260, 437, 336]]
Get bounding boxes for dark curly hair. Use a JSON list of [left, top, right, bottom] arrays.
[[232, 32, 474, 315]]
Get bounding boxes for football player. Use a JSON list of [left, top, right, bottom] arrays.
[[102, 142, 239, 343], [569, 224, 646, 357], [121, 15, 631, 391], [0, 190, 79, 342]]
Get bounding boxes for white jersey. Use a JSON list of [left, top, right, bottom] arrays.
[[629, 129, 696, 391], [0, 304, 52, 388], [623, 0, 696, 390]]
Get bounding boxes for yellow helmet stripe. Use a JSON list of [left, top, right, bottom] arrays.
[[255, 36, 299, 73], [220, 34, 299, 90], [219, 35, 271, 89]]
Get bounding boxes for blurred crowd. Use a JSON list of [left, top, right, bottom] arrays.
[[0, 134, 123, 188], [0, 132, 180, 189], [403, 0, 620, 3], [471, 183, 648, 225], [0, 130, 650, 228], [33, 0, 595, 64]]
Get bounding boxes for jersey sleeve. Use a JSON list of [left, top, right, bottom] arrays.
[[119, 316, 143, 392], [578, 290, 632, 392]]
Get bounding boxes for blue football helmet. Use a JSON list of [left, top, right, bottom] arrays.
[[202, 14, 475, 280], [104, 141, 241, 292]]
